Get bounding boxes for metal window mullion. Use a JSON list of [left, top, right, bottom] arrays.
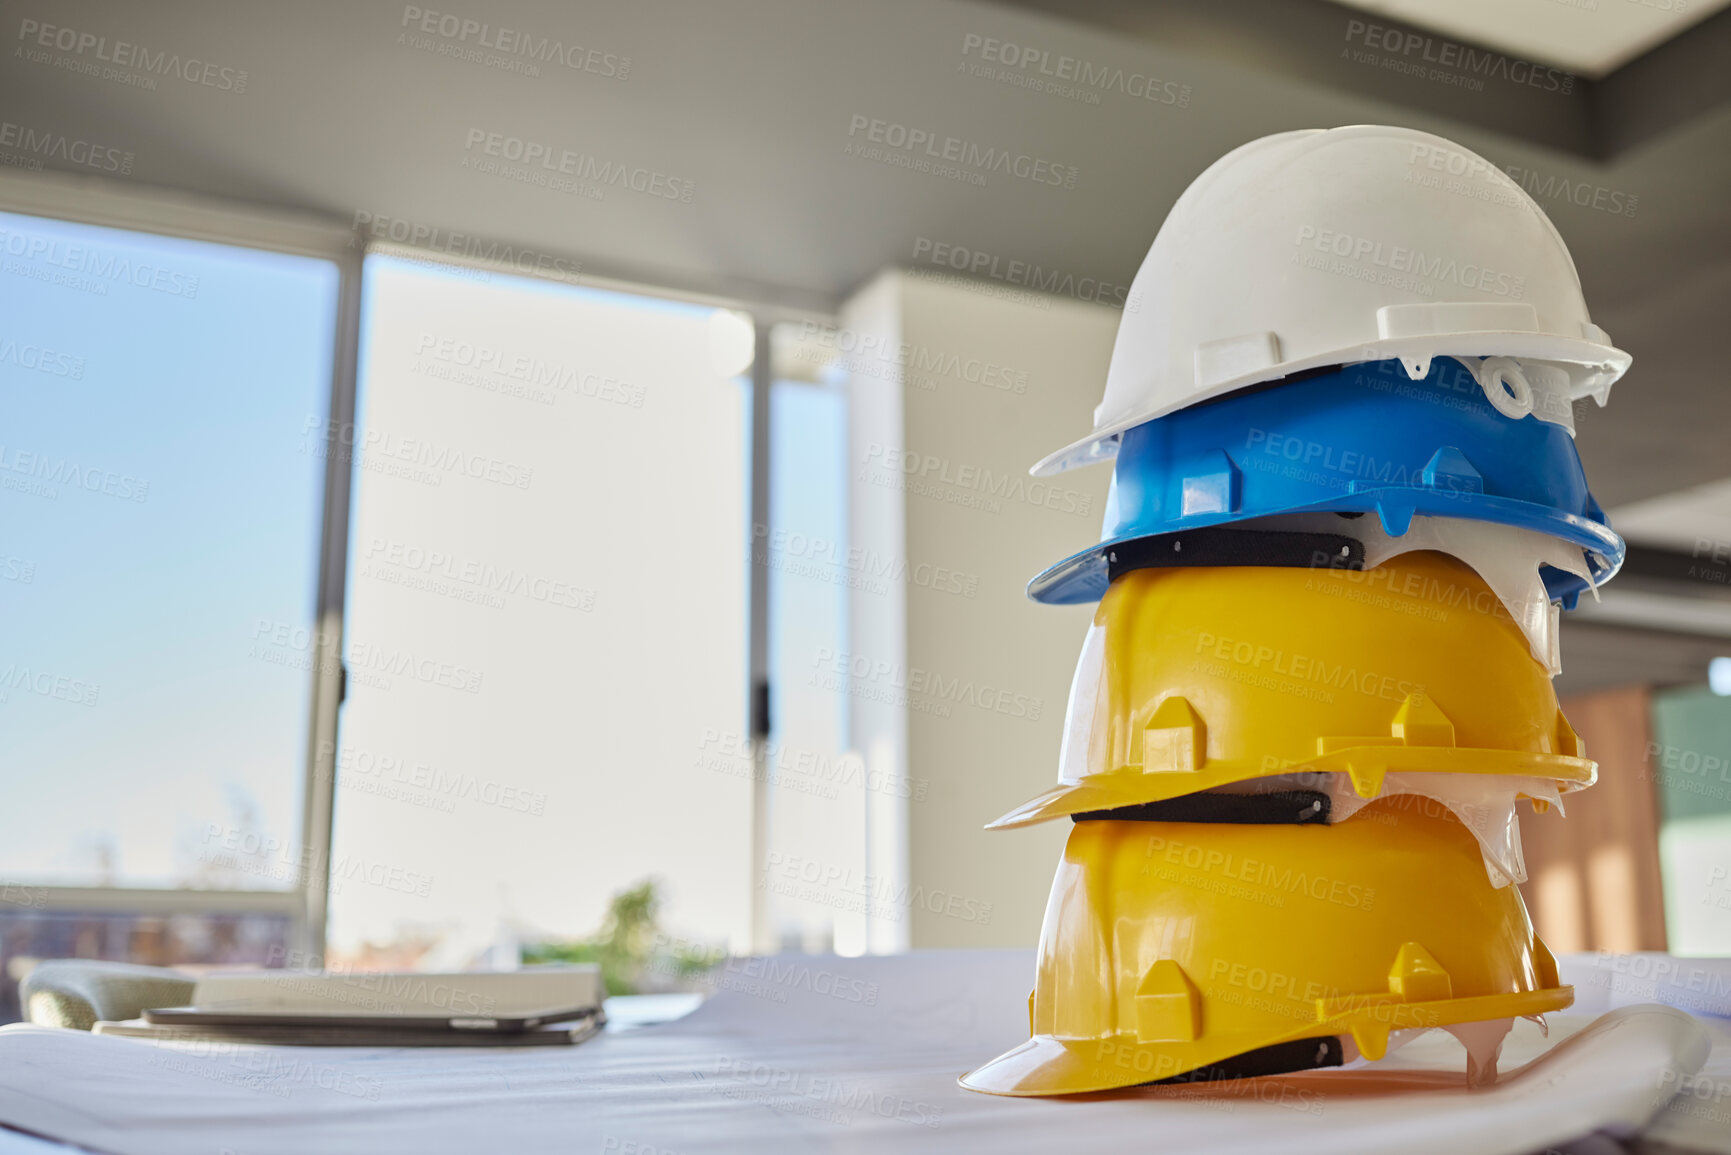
[[295, 250, 364, 961], [747, 321, 774, 955]]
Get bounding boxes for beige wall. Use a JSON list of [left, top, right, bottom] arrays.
[[838, 270, 1118, 949]]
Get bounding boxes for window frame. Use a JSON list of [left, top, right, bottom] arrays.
[[0, 171, 840, 961], [0, 169, 360, 958]]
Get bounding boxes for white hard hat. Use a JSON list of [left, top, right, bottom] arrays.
[[1033, 125, 1630, 477]]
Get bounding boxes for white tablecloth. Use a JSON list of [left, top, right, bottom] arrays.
[[0, 950, 1725, 1155]]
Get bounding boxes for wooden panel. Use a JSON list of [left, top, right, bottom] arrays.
[[1518, 685, 1668, 952]]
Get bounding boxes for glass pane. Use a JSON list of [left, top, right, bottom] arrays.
[[0, 211, 337, 889], [1649, 685, 1731, 953], [329, 255, 749, 965], [761, 377, 861, 953]]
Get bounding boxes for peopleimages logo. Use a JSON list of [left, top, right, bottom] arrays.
[[1243, 426, 1439, 491], [1194, 629, 1426, 707], [0, 227, 200, 298], [810, 646, 1043, 721], [861, 443, 1092, 516], [399, 6, 629, 79], [796, 321, 1029, 394], [201, 825, 434, 898], [762, 851, 993, 926], [0, 337, 85, 379], [711, 1056, 946, 1128], [0, 121, 133, 174], [361, 535, 596, 611], [347, 640, 484, 695], [1644, 741, 1731, 786], [0, 444, 149, 502], [317, 739, 549, 816], [1342, 19, 1574, 95], [911, 237, 1130, 308], [16, 18, 249, 92], [301, 417, 534, 490], [353, 212, 582, 281], [462, 128, 694, 203], [959, 33, 1190, 107], [1502, 164, 1639, 218], [695, 728, 929, 802], [0, 663, 100, 707], [1143, 830, 1377, 910], [752, 522, 979, 599], [1408, 143, 1640, 220], [413, 334, 643, 407], [1293, 224, 1526, 299], [0, 551, 35, 584], [845, 114, 1078, 189]]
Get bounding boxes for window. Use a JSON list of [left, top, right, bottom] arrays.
[[0, 211, 337, 889], [1650, 686, 1731, 953], [0, 190, 848, 1002], [326, 254, 753, 964], [760, 375, 861, 953], [0, 208, 341, 1006]]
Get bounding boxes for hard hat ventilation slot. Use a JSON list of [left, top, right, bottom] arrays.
[[1388, 942, 1453, 1002], [1554, 711, 1584, 759], [1140, 696, 1206, 773], [1193, 331, 1281, 389], [1367, 492, 1418, 537], [1418, 447, 1485, 494], [1391, 693, 1456, 747], [1134, 960, 1202, 1043], [1179, 451, 1242, 517]]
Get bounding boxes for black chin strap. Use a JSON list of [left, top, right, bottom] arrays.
[[1143, 1036, 1346, 1086], [1106, 528, 1364, 585], [1073, 790, 1331, 825]]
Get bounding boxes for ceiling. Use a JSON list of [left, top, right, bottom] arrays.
[[1330, 0, 1731, 77], [2, 0, 1728, 688], [1560, 618, 1731, 695], [1611, 479, 1731, 551], [1, 0, 1722, 509]]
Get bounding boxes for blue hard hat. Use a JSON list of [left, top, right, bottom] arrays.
[[1028, 358, 1622, 608]]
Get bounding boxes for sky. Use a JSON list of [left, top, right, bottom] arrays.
[[0, 209, 334, 889]]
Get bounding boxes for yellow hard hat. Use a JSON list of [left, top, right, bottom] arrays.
[[960, 799, 1571, 1096], [989, 552, 1592, 830]]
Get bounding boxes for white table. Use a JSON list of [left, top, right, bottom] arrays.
[[0, 950, 1725, 1155]]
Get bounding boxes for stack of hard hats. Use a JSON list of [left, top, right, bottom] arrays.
[[962, 126, 1630, 1097]]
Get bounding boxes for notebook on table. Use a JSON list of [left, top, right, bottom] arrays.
[[92, 965, 605, 1047]]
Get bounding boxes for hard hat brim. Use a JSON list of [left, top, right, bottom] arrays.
[[960, 986, 1573, 1097], [1031, 336, 1631, 479], [1027, 492, 1624, 606], [985, 748, 1595, 831]]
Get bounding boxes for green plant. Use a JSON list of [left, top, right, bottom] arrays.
[[522, 878, 721, 995]]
